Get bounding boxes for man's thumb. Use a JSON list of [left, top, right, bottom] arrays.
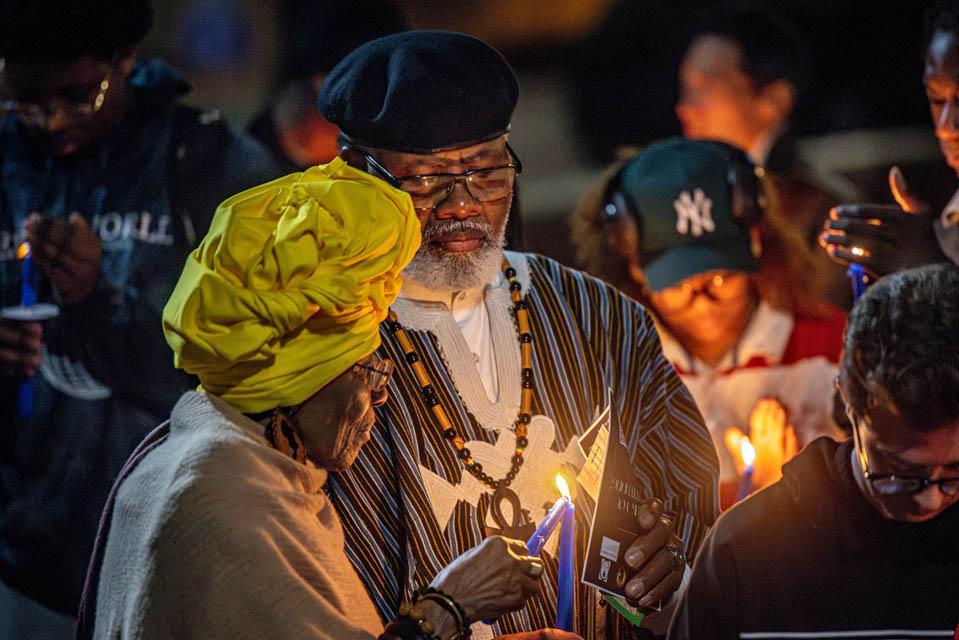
[[889, 166, 928, 215]]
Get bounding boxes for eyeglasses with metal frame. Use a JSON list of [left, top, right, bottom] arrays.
[[353, 357, 394, 393], [362, 143, 523, 210]]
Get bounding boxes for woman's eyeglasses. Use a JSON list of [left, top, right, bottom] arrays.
[[354, 358, 394, 393]]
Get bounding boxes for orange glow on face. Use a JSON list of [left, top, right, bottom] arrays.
[[16, 242, 30, 260]]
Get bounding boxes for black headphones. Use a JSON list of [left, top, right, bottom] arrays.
[[602, 144, 766, 233]]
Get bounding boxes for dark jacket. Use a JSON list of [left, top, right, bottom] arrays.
[[669, 437, 959, 639], [0, 59, 284, 615]]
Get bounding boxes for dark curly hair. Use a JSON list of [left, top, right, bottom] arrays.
[[842, 264, 959, 431], [0, 0, 152, 64], [925, 0, 959, 50]]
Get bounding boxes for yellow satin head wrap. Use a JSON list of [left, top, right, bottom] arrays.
[[162, 157, 420, 413]]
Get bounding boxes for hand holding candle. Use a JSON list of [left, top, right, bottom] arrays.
[[1, 242, 58, 417]]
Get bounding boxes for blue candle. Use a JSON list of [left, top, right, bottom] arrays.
[[736, 466, 753, 502], [847, 263, 867, 302], [16, 243, 35, 418], [484, 480, 572, 626], [526, 495, 569, 556], [19, 243, 36, 307], [556, 501, 575, 631], [735, 438, 755, 502]]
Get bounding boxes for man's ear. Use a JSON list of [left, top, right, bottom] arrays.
[[758, 79, 795, 127]]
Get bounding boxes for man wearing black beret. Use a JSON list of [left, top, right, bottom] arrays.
[[318, 30, 719, 639]]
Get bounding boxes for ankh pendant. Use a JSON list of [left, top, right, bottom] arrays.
[[483, 485, 535, 541]]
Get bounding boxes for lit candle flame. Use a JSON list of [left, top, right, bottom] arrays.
[[740, 438, 756, 468], [16, 242, 30, 261], [555, 473, 571, 499]]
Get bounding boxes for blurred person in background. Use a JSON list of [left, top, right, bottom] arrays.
[[247, 0, 407, 171], [677, 7, 855, 315], [823, 0, 959, 276], [572, 138, 845, 509], [670, 264, 959, 639], [0, 0, 283, 635]]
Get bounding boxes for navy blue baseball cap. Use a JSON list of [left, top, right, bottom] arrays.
[[618, 138, 759, 291], [317, 30, 519, 153]]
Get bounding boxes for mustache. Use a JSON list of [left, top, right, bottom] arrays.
[[422, 218, 493, 243]]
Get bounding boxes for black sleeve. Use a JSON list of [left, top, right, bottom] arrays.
[[668, 525, 740, 640]]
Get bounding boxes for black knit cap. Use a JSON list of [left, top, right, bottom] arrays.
[[317, 30, 519, 153]]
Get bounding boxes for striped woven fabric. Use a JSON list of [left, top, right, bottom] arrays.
[[328, 253, 719, 638]]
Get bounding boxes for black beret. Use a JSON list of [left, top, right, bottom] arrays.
[[317, 30, 519, 153]]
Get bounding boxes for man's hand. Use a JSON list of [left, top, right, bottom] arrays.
[[24, 212, 101, 305], [820, 166, 948, 278], [622, 498, 684, 609], [0, 319, 42, 380], [431, 535, 543, 624]]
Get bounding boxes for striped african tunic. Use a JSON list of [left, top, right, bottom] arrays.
[[328, 252, 719, 639]]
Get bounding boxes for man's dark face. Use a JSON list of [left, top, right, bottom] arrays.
[[2, 55, 127, 157], [924, 29, 959, 174], [845, 388, 959, 523]]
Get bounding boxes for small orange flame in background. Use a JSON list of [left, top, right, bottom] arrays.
[[16, 242, 30, 261], [555, 473, 571, 499], [740, 438, 756, 468]]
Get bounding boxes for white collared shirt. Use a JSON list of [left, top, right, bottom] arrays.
[[399, 272, 502, 402]]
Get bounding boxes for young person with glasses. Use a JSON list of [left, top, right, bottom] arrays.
[[0, 1, 284, 635], [572, 138, 846, 509], [670, 263, 959, 639]]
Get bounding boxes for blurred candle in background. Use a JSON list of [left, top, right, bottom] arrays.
[[736, 438, 755, 502]]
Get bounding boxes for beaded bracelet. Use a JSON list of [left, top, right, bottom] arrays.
[[378, 602, 440, 640], [414, 587, 472, 639]]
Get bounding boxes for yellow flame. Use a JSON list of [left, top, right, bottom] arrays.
[[16, 242, 30, 261], [740, 438, 756, 467], [555, 473, 571, 499]]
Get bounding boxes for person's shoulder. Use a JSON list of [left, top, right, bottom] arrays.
[[522, 252, 640, 305], [713, 437, 843, 545]]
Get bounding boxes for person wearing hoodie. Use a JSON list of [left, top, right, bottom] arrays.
[[0, 1, 283, 635], [669, 263, 959, 639]]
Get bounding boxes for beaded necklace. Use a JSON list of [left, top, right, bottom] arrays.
[[386, 259, 533, 492]]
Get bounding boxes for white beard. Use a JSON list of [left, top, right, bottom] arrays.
[[403, 218, 507, 292]]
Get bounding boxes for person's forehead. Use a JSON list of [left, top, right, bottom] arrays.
[[375, 137, 509, 173], [925, 30, 959, 81], [866, 406, 959, 467], [682, 35, 745, 79]]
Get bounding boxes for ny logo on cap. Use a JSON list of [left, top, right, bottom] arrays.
[[674, 188, 715, 237]]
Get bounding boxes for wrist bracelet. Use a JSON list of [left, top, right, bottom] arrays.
[[414, 587, 472, 638], [379, 603, 440, 640]]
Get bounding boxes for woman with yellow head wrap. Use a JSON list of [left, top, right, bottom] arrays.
[[80, 158, 548, 640]]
